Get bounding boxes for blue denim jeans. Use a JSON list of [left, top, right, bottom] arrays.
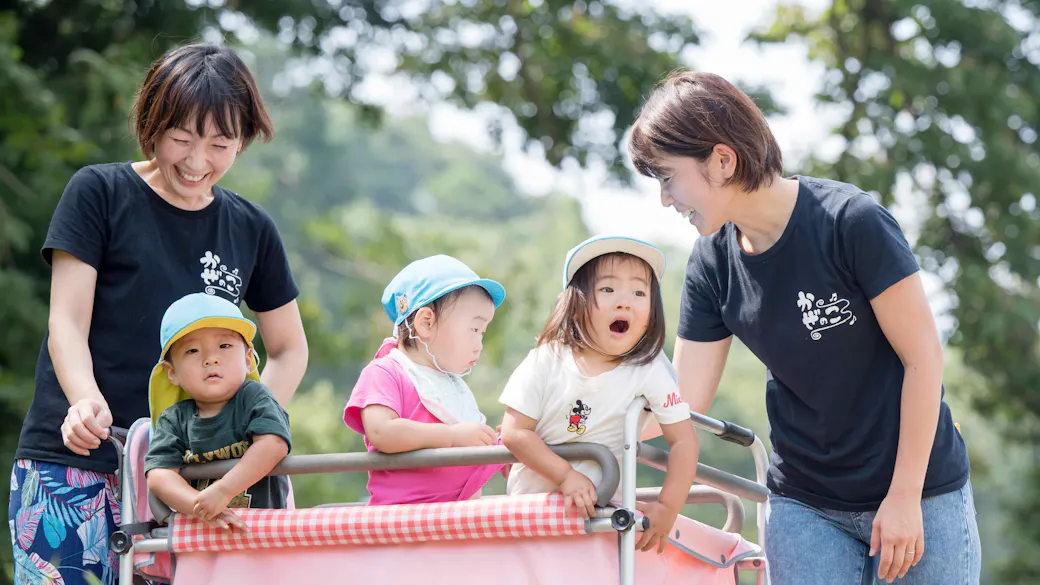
[[766, 481, 981, 584]]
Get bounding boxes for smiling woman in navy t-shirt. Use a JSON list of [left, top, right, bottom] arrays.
[[10, 43, 308, 585], [627, 69, 979, 585]]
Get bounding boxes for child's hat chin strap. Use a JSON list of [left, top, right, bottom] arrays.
[[403, 321, 473, 378]]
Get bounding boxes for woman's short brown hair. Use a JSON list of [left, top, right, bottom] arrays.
[[130, 43, 274, 157], [628, 69, 783, 192], [536, 253, 665, 366]]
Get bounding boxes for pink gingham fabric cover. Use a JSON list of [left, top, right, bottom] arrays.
[[171, 493, 586, 552]]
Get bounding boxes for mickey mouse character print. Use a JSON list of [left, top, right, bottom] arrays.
[[567, 400, 591, 435]]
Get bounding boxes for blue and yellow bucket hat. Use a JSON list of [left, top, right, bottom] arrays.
[[148, 293, 259, 427]]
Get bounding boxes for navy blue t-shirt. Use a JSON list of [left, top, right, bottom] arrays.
[[678, 176, 969, 511], [17, 162, 299, 474]]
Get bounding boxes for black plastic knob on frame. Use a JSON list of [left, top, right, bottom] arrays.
[[109, 531, 131, 555], [611, 508, 635, 531], [718, 420, 756, 447]]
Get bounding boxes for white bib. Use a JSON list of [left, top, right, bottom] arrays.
[[389, 349, 486, 425]]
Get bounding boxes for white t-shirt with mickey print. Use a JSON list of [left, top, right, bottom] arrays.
[[499, 343, 691, 501]]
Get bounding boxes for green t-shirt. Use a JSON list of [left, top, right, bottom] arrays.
[[144, 379, 292, 509]]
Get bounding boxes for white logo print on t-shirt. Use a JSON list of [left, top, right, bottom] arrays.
[[797, 291, 856, 340], [200, 251, 242, 303]]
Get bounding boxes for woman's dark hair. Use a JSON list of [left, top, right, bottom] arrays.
[[537, 253, 665, 366], [628, 69, 783, 192], [396, 285, 494, 349], [130, 43, 274, 156]]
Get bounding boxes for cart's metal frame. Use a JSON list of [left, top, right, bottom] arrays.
[[110, 399, 770, 585], [624, 397, 771, 585]]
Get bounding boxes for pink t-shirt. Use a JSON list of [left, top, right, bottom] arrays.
[[343, 339, 503, 506]]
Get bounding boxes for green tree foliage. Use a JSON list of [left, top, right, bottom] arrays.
[[10, 0, 696, 174]]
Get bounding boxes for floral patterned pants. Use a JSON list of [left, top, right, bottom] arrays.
[[8, 459, 120, 585]]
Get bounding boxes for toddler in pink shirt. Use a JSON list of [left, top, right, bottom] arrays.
[[343, 255, 506, 505]]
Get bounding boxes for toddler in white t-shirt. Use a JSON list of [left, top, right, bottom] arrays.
[[499, 235, 700, 554]]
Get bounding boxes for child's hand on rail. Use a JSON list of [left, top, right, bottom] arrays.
[[560, 470, 597, 519], [634, 500, 679, 554], [449, 422, 497, 447], [200, 510, 249, 533], [193, 481, 234, 521]]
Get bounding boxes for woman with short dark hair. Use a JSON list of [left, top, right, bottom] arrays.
[[9, 43, 308, 585], [628, 69, 980, 585]]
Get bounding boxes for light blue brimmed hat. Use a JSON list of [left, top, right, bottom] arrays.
[[148, 293, 259, 427], [382, 255, 506, 326], [562, 234, 666, 289]]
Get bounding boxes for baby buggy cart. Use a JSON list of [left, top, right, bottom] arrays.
[[107, 397, 772, 584]]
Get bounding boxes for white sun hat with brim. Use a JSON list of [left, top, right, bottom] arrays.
[[562, 234, 666, 290]]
